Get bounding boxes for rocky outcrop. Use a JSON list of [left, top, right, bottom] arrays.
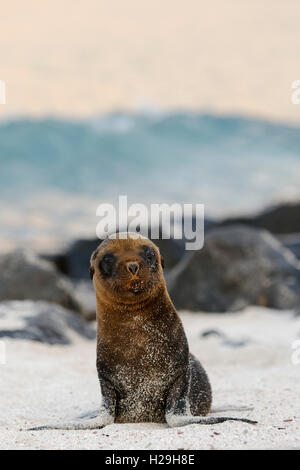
[[220, 202, 300, 235], [45, 239, 101, 280], [0, 249, 82, 313], [0, 301, 96, 344], [168, 225, 300, 312], [278, 233, 300, 260]]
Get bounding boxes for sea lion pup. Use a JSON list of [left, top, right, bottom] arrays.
[[28, 232, 256, 431]]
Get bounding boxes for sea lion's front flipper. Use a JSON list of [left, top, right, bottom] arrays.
[[27, 377, 117, 431], [26, 409, 114, 431]]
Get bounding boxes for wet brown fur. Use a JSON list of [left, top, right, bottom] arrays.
[[90, 234, 211, 423]]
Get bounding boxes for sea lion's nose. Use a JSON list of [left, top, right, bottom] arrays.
[[126, 262, 139, 275]]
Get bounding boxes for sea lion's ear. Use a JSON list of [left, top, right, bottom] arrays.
[[160, 256, 164, 269], [89, 266, 95, 280], [89, 248, 99, 280], [91, 247, 99, 261]]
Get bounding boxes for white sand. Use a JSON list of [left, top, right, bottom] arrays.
[[1, 307, 300, 450]]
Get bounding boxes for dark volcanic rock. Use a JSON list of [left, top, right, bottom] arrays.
[[278, 233, 300, 260], [0, 249, 82, 313], [254, 203, 300, 234], [220, 202, 300, 235], [168, 225, 300, 312], [45, 239, 101, 280], [200, 329, 251, 348], [200, 329, 223, 338], [153, 237, 185, 270], [0, 301, 96, 344]]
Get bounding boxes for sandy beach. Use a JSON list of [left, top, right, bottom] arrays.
[[1, 307, 299, 450]]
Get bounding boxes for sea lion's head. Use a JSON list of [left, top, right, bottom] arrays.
[[90, 232, 165, 304]]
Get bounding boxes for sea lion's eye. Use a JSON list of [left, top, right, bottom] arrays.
[[144, 246, 155, 260], [141, 246, 157, 270], [99, 253, 116, 277]]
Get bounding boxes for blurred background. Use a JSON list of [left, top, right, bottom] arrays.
[[1, 0, 300, 254], [2, 4, 300, 449]]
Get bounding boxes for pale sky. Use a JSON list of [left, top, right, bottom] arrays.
[[1, 0, 300, 122]]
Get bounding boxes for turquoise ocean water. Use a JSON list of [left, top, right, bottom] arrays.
[[0, 112, 299, 243]]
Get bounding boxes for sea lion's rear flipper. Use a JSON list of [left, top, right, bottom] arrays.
[[166, 414, 257, 427], [166, 358, 257, 427]]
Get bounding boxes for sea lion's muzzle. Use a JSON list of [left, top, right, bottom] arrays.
[[128, 278, 145, 293]]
